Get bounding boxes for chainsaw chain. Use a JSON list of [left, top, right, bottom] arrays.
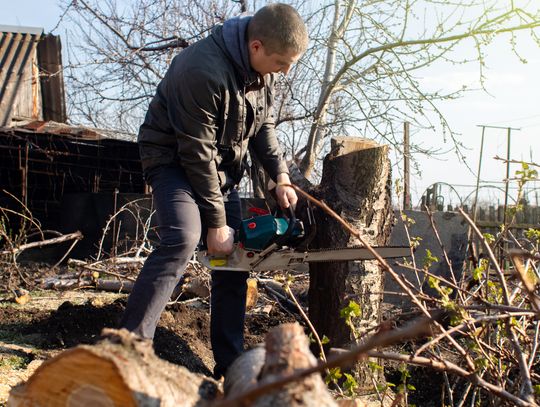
[[282, 245, 409, 263]]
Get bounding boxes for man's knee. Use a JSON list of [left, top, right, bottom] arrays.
[[160, 227, 200, 253]]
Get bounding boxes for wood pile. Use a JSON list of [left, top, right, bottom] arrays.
[[8, 323, 339, 407]]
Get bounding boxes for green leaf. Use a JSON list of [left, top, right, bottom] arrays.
[[367, 361, 383, 371], [321, 335, 330, 345], [472, 266, 483, 281], [482, 233, 495, 244], [340, 300, 361, 319], [376, 383, 388, 392], [324, 367, 342, 384], [423, 249, 439, 269], [343, 373, 359, 395]]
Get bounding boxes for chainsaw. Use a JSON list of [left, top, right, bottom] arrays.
[[197, 205, 410, 272]]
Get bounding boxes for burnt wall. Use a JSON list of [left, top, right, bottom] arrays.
[[0, 128, 147, 259]]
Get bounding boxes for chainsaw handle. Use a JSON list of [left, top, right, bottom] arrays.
[[274, 205, 297, 247], [285, 205, 296, 222]]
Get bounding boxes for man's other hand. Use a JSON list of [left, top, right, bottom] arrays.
[[207, 226, 235, 255], [275, 173, 298, 209]]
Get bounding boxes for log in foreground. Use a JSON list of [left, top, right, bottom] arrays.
[[224, 322, 337, 407], [8, 328, 220, 407]]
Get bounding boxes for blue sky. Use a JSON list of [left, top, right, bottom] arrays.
[[3, 0, 539, 206]]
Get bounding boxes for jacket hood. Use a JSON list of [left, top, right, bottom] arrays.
[[220, 14, 259, 84]]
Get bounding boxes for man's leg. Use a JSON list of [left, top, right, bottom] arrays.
[[120, 165, 201, 339], [210, 189, 249, 378]]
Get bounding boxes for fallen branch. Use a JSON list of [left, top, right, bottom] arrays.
[[67, 259, 137, 282], [42, 277, 134, 293], [0, 231, 83, 256]]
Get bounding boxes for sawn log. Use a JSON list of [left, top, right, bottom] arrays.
[[8, 328, 220, 407]]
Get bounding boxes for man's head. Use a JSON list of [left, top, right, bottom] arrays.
[[247, 3, 308, 76]]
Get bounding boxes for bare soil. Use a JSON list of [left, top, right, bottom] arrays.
[[0, 285, 297, 405], [0, 266, 448, 407]]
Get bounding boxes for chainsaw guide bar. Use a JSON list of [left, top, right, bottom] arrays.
[[198, 245, 411, 272]]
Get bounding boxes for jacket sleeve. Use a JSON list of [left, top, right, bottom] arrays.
[[167, 68, 226, 228], [250, 77, 289, 181]]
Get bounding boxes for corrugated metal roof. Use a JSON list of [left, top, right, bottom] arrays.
[[0, 25, 44, 126], [1, 120, 136, 142], [0, 25, 44, 36]]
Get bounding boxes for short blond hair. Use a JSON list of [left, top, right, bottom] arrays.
[[248, 3, 308, 55]]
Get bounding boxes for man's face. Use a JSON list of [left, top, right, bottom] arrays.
[[248, 40, 302, 76]]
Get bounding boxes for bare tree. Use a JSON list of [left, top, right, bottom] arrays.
[[61, 0, 539, 168], [287, 0, 540, 177], [62, 0, 245, 132]]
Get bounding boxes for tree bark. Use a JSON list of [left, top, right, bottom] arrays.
[[8, 329, 220, 407], [224, 323, 337, 407], [308, 136, 394, 388]]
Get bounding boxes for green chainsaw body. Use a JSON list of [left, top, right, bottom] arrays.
[[239, 214, 303, 251]]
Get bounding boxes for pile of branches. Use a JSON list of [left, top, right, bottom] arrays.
[[0, 191, 83, 293], [380, 208, 540, 406]]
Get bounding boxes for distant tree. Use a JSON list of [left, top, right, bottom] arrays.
[[62, 0, 539, 176], [62, 0, 244, 132]]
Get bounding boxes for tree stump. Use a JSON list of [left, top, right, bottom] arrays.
[[8, 328, 220, 407], [308, 137, 394, 387]]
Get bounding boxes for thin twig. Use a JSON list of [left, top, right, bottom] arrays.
[[365, 350, 534, 407], [52, 238, 80, 268], [458, 208, 511, 305], [284, 282, 327, 362], [510, 250, 540, 313], [423, 206, 465, 303]]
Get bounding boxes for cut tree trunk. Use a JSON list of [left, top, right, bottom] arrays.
[[8, 329, 220, 407], [308, 137, 394, 387], [224, 322, 337, 407]]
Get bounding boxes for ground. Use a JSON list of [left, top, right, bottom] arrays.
[[0, 283, 297, 405], [0, 265, 448, 406]]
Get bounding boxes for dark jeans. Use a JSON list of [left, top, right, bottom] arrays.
[[120, 165, 248, 378]]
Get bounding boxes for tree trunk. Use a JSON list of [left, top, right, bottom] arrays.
[[308, 136, 394, 388], [8, 329, 220, 407]]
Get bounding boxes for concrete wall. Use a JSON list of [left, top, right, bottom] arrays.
[[384, 210, 469, 309]]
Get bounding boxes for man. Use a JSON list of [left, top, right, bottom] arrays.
[[120, 4, 308, 379]]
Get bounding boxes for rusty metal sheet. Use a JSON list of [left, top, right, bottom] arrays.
[[0, 26, 43, 126], [37, 34, 66, 123]]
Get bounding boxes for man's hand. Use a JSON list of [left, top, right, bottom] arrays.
[[274, 173, 298, 209], [207, 226, 235, 255]]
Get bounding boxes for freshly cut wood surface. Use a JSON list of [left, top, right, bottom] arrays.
[[8, 328, 220, 407]]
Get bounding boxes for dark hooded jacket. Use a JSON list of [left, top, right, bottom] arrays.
[[138, 16, 288, 228]]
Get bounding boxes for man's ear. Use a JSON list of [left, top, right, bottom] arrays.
[[248, 39, 263, 54]]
